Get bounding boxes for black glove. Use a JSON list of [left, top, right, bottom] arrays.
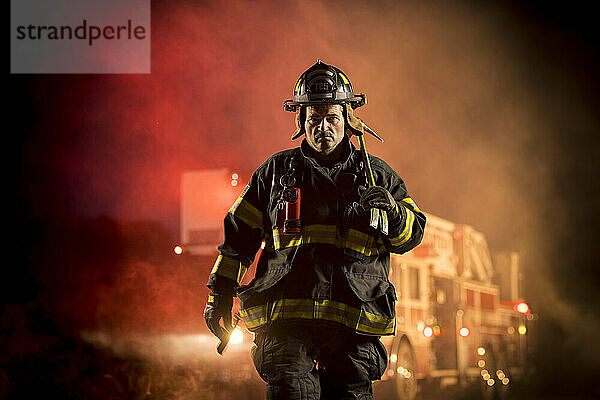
[[204, 290, 234, 341], [359, 185, 398, 215]]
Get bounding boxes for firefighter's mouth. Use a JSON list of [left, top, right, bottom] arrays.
[[316, 133, 334, 141]]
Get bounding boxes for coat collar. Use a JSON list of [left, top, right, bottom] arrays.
[[300, 135, 356, 168]]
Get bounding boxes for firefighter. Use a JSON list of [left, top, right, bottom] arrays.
[[204, 60, 426, 399]]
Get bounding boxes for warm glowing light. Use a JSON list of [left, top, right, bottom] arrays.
[[417, 321, 425, 331], [231, 180, 238, 186], [477, 346, 486, 356], [390, 354, 397, 363], [173, 245, 183, 255], [507, 326, 515, 335], [518, 325, 527, 335], [487, 379, 495, 386], [515, 301, 530, 314], [481, 369, 488, 376], [459, 327, 470, 337], [496, 370, 505, 379], [483, 373, 491, 380], [404, 371, 412, 379], [502, 377, 510, 385], [478, 360, 486, 368], [231, 173, 239, 180], [433, 325, 441, 336], [423, 326, 433, 338], [229, 327, 243, 344]]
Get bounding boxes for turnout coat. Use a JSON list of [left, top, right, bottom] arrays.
[[207, 137, 426, 336]]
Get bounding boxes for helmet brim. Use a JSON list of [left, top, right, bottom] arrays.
[[284, 95, 366, 112]]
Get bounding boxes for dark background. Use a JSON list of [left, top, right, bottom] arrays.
[[5, 0, 600, 398]]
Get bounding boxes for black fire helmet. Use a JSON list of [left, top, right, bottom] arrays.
[[284, 60, 369, 140]]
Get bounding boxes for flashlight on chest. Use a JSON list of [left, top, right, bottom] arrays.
[[277, 158, 302, 234], [281, 187, 301, 234]]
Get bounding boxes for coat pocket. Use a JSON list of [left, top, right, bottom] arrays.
[[342, 228, 372, 261], [237, 264, 291, 302], [344, 272, 397, 323], [372, 283, 397, 320], [343, 271, 390, 303]]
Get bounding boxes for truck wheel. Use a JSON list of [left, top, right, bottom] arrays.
[[393, 337, 418, 400]]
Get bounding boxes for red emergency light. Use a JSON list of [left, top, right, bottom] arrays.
[[514, 301, 530, 315], [423, 326, 433, 338]]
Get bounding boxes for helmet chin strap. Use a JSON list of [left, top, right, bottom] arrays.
[[291, 106, 305, 140], [357, 132, 388, 235]]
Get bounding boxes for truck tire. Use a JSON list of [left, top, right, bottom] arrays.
[[392, 336, 418, 400]]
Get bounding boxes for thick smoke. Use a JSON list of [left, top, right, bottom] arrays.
[[9, 0, 600, 397]]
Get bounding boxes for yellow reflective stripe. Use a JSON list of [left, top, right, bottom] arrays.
[[230, 198, 263, 229], [272, 229, 300, 249], [211, 255, 237, 276], [346, 229, 387, 256], [239, 298, 395, 336], [346, 228, 370, 243], [273, 225, 338, 250], [273, 225, 386, 256], [401, 197, 422, 213], [229, 185, 263, 229], [295, 77, 302, 92], [315, 299, 361, 326], [345, 229, 373, 255], [207, 294, 215, 303], [271, 299, 314, 320], [240, 305, 268, 329], [211, 255, 248, 284], [241, 305, 265, 318], [338, 72, 350, 84], [389, 207, 415, 246], [238, 264, 249, 284], [305, 225, 337, 243], [357, 309, 396, 335]]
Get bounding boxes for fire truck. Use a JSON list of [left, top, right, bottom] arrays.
[[179, 169, 531, 400], [378, 214, 530, 399]]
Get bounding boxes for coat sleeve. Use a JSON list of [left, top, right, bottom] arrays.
[[207, 163, 270, 292], [372, 159, 427, 255]]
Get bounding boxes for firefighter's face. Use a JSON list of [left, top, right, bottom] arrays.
[[305, 104, 345, 156]]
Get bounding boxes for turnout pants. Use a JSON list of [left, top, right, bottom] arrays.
[[251, 322, 388, 400]]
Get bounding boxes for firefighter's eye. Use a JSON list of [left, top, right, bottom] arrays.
[[308, 117, 321, 125], [326, 116, 340, 124]]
